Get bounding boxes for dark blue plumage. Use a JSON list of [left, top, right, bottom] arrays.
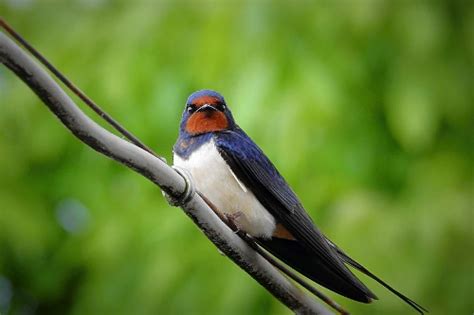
[[186, 89, 226, 105], [174, 132, 213, 159], [173, 90, 426, 314], [214, 129, 303, 215]]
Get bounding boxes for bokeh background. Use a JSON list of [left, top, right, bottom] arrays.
[[0, 1, 472, 314]]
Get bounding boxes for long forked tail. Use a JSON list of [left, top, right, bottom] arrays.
[[327, 240, 428, 314]]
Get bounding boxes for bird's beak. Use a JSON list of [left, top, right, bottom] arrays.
[[197, 104, 217, 113]]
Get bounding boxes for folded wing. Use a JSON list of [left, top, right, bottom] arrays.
[[215, 129, 376, 303]]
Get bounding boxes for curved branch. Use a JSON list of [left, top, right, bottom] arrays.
[[0, 30, 332, 315]]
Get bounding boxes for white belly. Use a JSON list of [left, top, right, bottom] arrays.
[[173, 139, 276, 238]]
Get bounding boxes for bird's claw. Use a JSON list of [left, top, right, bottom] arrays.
[[224, 211, 244, 234]]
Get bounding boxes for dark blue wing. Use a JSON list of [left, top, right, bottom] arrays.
[[214, 129, 376, 302]]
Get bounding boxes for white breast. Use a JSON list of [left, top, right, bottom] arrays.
[[173, 139, 276, 238]]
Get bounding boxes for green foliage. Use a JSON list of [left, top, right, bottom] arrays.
[[0, 1, 472, 314]]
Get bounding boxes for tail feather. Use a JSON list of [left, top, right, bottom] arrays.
[[257, 237, 377, 303], [257, 235, 427, 314], [328, 240, 428, 314]]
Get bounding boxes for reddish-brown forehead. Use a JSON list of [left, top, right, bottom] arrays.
[[190, 96, 221, 107]]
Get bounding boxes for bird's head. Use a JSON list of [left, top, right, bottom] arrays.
[[180, 90, 236, 136]]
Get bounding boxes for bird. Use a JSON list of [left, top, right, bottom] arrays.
[[173, 89, 426, 314]]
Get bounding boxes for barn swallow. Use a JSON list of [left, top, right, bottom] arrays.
[[173, 90, 426, 314]]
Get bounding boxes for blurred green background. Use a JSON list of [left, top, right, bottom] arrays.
[[0, 1, 472, 314]]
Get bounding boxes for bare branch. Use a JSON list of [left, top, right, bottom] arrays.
[[0, 30, 332, 315]]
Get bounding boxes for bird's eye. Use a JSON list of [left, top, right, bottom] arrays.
[[217, 103, 226, 111], [187, 104, 197, 113]]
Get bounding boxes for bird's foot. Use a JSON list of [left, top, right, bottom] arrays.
[[223, 211, 244, 234]]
